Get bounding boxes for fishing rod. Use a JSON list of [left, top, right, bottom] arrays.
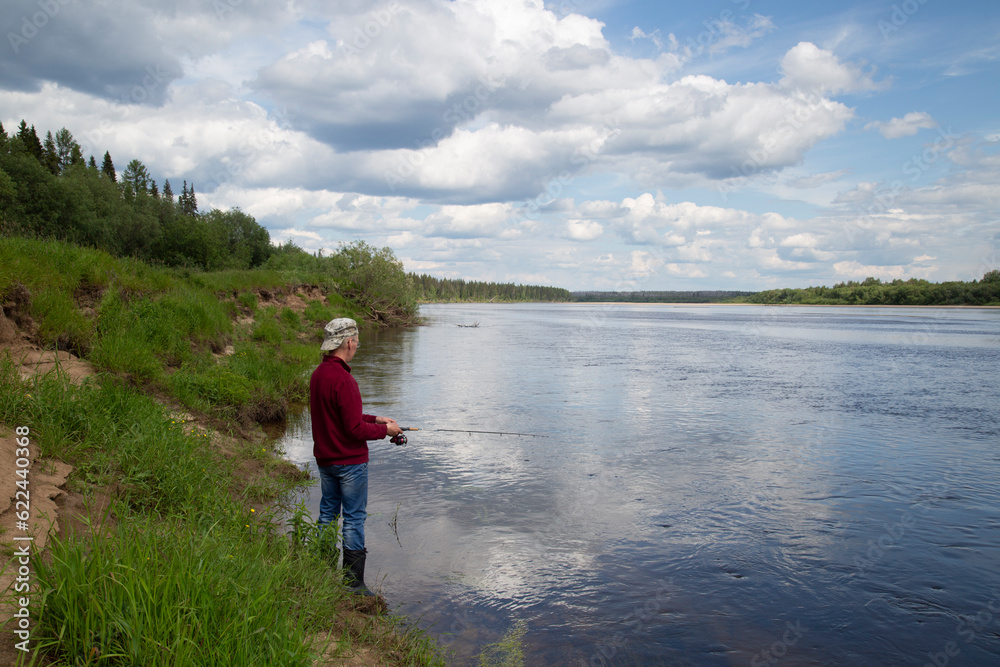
[[390, 426, 548, 446]]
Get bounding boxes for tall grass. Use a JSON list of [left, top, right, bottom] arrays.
[[0, 360, 222, 513], [33, 513, 341, 667], [1, 237, 449, 665]]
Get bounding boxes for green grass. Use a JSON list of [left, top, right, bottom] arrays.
[[0, 237, 448, 665], [477, 620, 527, 667], [2, 361, 447, 666], [33, 513, 341, 667], [237, 291, 259, 313]]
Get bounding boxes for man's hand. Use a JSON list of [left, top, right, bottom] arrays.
[[376, 416, 402, 437]]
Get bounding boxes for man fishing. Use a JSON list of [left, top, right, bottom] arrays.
[[310, 317, 402, 597]]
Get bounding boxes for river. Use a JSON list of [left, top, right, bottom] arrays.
[[275, 303, 1000, 666]]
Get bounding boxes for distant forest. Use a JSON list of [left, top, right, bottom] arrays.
[[573, 290, 755, 303], [736, 276, 1000, 306], [572, 278, 999, 306], [412, 274, 573, 302]]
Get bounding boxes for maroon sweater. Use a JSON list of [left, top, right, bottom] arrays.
[[310, 355, 387, 466]]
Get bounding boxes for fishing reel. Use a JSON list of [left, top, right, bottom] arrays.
[[390, 433, 407, 446]]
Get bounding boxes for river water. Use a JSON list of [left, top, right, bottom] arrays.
[[276, 303, 1000, 666]]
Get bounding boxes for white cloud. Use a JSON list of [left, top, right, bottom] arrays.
[[833, 260, 907, 281], [779, 42, 882, 96], [865, 111, 937, 139], [566, 219, 604, 241], [1, 0, 996, 290]]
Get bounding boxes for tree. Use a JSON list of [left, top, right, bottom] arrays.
[[0, 167, 17, 235], [101, 151, 117, 182], [55, 128, 82, 171], [203, 207, 272, 268], [331, 241, 416, 324], [17, 122, 43, 161], [162, 179, 173, 202], [982, 269, 1000, 284], [179, 180, 198, 215], [42, 131, 60, 174], [122, 158, 151, 195]]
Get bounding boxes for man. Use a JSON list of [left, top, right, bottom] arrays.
[[310, 317, 402, 597]]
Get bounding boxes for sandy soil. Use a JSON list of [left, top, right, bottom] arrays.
[[0, 306, 93, 663]]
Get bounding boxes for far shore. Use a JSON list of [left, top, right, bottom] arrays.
[[566, 302, 1000, 308], [424, 301, 1000, 308]]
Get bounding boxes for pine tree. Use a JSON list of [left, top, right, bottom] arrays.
[[179, 180, 198, 215], [163, 179, 173, 202], [0, 121, 6, 141], [122, 159, 151, 194], [42, 131, 60, 174], [88, 156, 98, 169], [150, 181, 159, 197], [101, 151, 116, 181], [17, 122, 43, 161]]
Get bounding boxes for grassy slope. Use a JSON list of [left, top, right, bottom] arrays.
[[0, 237, 447, 666]]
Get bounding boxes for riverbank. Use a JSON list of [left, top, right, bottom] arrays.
[[0, 237, 448, 665]]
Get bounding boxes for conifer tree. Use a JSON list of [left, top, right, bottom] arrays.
[[162, 179, 173, 202], [101, 151, 117, 181], [43, 131, 60, 174], [17, 122, 43, 161], [122, 158, 151, 194], [179, 180, 198, 215]]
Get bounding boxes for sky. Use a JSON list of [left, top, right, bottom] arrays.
[[2, 0, 998, 291]]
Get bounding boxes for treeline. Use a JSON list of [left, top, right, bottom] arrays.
[[739, 275, 1000, 306], [573, 290, 756, 303], [412, 274, 573, 302], [0, 119, 272, 270]]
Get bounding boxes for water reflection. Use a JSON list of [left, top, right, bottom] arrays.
[[276, 304, 1000, 665]]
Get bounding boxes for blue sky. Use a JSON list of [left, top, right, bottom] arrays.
[[2, 0, 998, 290]]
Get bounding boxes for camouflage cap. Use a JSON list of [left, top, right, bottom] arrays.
[[320, 318, 359, 351]]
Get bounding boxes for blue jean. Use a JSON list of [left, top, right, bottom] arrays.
[[317, 462, 368, 552]]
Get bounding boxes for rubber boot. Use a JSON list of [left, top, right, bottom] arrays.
[[343, 548, 376, 597]]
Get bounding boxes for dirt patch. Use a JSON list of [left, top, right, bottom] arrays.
[[72, 282, 105, 319], [3, 346, 97, 386], [0, 427, 74, 664], [0, 313, 102, 662], [256, 285, 327, 313]]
